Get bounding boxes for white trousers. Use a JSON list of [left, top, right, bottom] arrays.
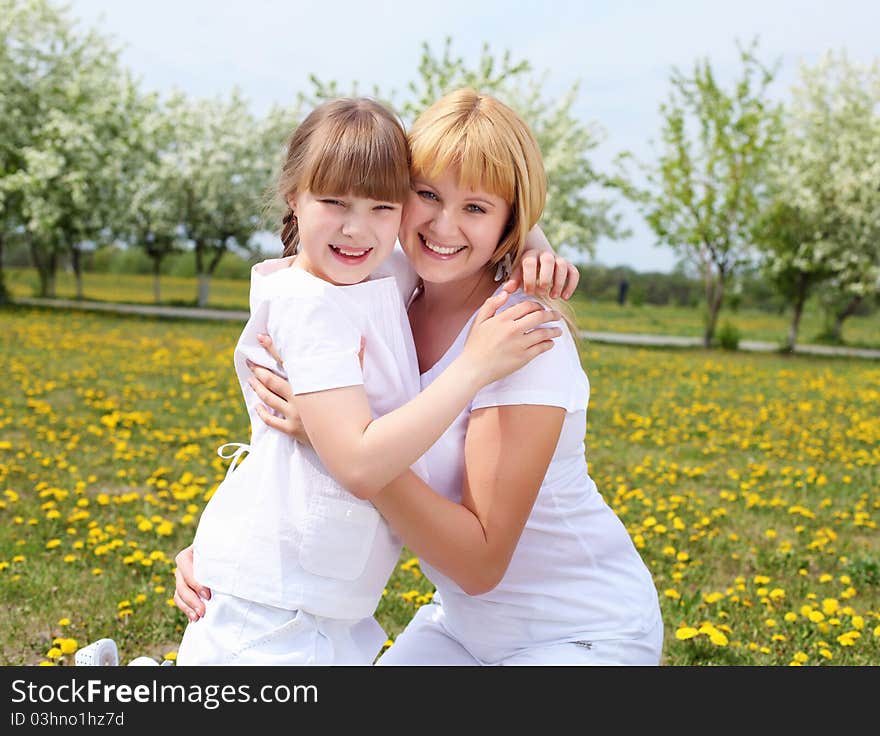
[[176, 591, 386, 666], [376, 603, 664, 666]]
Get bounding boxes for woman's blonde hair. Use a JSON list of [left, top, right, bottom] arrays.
[[408, 88, 577, 338], [273, 97, 410, 256]]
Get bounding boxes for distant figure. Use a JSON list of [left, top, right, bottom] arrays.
[[618, 278, 629, 306]]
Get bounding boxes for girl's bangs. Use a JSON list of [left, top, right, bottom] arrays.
[[303, 114, 410, 203]]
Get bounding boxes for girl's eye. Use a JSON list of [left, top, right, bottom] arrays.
[[374, 204, 397, 211], [465, 204, 486, 214], [321, 199, 344, 206], [417, 190, 439, 202]]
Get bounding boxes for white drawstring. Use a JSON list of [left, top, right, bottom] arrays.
[[217, 442, 251, 482]]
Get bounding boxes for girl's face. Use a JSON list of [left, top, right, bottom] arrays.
[[288, 190, 402, 285], [399, 168, 512, 286]]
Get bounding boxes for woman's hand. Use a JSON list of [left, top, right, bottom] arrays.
[[173, 545, 211, 621], [249, 334, 366, 446], [461, 290, 562, 387], [247, 335, 310, 445]]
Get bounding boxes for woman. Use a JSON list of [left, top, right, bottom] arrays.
[[175, 88, 663, 665]]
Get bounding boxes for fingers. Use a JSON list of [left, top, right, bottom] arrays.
[[536, 252, 555, 295], [173, 567, 208, 621], [254, 403, 288, 432], [561, 264, 579, 300], [248, 375, 290, 416], [256, 333, 284, 369], [247, 360, 294, 401], [521, 326, 563, 347], [475, 289, 510, 323], [511, 309, 563, 334], [498, 299, 554, 322], [550, 257, 570, 299], [520, 254, 538, 295]]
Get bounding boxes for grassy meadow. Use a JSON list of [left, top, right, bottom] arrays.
[[7, 267, 880, 349], [0, 303, 877, 666]]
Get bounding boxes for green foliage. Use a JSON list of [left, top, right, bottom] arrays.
[[716, 320, 741, 350], [758, 51, 880, 346], [302, 37, 626, 257], [623, 39, 783, 347]]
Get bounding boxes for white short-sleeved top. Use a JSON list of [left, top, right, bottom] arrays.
[[417, 286, 661, 663], [193, 253, 425, 620]]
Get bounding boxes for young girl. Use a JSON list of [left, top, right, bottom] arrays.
[[168, 97, 562, 666]]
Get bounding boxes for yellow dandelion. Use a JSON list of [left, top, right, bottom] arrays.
[[57, 618, 71, 626], [675, 627, 699, 640], [58, 639, 77, 654]]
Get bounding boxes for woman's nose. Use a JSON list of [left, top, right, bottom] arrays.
[[430, 208, 459, 239]]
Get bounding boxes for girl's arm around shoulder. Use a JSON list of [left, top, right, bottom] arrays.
[[293, 292, 560, 501], [371, 403, 565, 595]]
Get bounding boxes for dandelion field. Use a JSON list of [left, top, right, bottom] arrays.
[[0, 306, 877, 666]]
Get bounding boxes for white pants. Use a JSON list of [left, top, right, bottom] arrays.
[[176, 591, 386, 666], [376, 603, 664, 666]]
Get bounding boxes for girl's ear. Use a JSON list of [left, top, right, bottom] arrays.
[[285, 191, 297, 212]]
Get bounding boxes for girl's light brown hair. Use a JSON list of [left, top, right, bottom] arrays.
[[274, 97, 410, 256], [408, 88, 577, 338]]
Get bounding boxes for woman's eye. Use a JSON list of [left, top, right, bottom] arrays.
[[417, 190, 439, 202], [465, 204, 486, 214], [374, 204, 396, 211]]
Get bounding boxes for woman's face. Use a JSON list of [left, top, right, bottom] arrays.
[[399, 168, 512, 286]]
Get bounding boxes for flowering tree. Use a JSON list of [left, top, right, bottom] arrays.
[[302, 37, 625, 257], [758, 52, 880, 346], [628, 41, 782, 347], [166, 91, 290, 307], [119, 95, 186, 304], [0, 0, 70, 301], [1, 0, 137, 299]]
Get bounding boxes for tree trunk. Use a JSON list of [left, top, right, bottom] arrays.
[[786, 273, 808, 352], [830, 295, 863, 343], [198, 272, 210, 307], [703, 274, 724, 348], [71, 245, 83, 300], [0, 233, 9, 305], [152, 255, 162, 304], [30, 238, 57, 297]]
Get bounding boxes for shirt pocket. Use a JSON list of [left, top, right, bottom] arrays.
[[298, 495, 380, 581]]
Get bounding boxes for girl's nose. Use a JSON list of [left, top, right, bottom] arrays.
[[341, 215, 364, 238]]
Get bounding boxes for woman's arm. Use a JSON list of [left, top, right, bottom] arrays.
[[371, 403, 564, 595], [513, 224, 580, 299], [293, 294, 561, 500]]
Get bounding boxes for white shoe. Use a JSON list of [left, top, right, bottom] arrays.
[[75, 638, 119, 666], [127, 656, 160, 666]]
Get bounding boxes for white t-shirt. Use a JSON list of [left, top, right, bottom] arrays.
[[417, 286, 661, 663], [193, 256, 426, 620]]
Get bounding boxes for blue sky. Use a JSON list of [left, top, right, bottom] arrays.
[[68, 0, 878, 272]]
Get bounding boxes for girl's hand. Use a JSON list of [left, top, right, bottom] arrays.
[[461, 290, 562, 387], [506, 250, 580, 300], [173, 545, 211, 622], [250, 334, 366, 446]]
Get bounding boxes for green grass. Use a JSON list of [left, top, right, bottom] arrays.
[[0, 304, 877, 666], [7, 267, 879, 348]]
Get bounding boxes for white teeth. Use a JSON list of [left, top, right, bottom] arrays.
[[424, 238, 466, 255], [331, 245, 370, 257]]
